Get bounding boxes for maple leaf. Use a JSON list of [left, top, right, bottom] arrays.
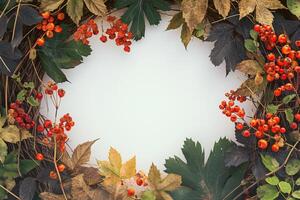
[[239, 0, 286, 26], [98, 147, 136, 187], [148, 163, 181, 200], [181, 0, 208, 31], [114, 0, 170, 40]]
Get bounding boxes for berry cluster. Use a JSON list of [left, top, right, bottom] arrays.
[[36, 11, 64, 46], [8, 101, 35, 130], [273, 83, 294, 97], [44, 82, 65, 98], [253, 24, 277, 50], [74, 19, 99, 45], [126, 171, 148, 198], [100, 16, 133, 53]]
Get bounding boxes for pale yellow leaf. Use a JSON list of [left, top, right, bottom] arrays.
[[157, 174, 182, 191], [160, 191, 174, 200], [40, 0, 64, 11], [72, 140, 97, 168], [0, 126, 32, 143], [109, 147, 122, 171], [255, 4, 274, 26], [120, 156, 136, 179], [239, 0, 256, 19], [262, 0, 286, 9], [84, 0, 107, 16], [67, 0, 84, 25], [236, 60, 262, 75], [181, 0, 208, 31], [148, 163, 161, 187], [213, 0, 231, 18]]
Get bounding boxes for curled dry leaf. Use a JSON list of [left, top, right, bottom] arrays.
[[239, 0, 286, 26], [181, 0, 208, 31], [236, 59, 262, 75], [213, 0, 231, 18], [84, 0, 107, 16]]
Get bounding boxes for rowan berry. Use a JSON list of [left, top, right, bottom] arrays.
[[236, 123, 244, 130], [291, 122, 298, 129], [35, 153, 44, 161], [258, 139, 268, 149], [127, 188, 135, 197], [278, 34, 287, 44], [41, 11, 50, 19], [58, 164, 65, 172], [49, 171, 57, 179], [58, 89, 65, 98], [100, 35, 107, 43], [242, 130, 251, 137], [271, 144, 280, 152], [36, 38, 45, 46], [37, 124, 45, 132], [282, 45, 291, 55], [57, 12, 65, 21]]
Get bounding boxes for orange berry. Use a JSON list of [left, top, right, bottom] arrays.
[[46, 23, 55, 31], [48, 16, 55, 23], [255, 131, 263, 138], [273, 89, 281, 97], [127, 188, 135, 197], [282, 45, 291, 55], [250, 119, 257, 127], [57, 12, 65, 21], [58, 164, 65, 172], [36, 38, 45, 46], [136, 178, 144, 186], [271, 144, 280, 152], [41, 11, 50, 19], [242, 130, 251, 137], [46, 30, 54, 38], [278, 34, 287, 44], [266, 74, 274, 82], [54, 25, 62, 33], [230, 115, 237, 122], [258, 139, 268, 150], [49, 171, 57, 179], [35, 153, 44, 161], [236, 123, 244, 130]]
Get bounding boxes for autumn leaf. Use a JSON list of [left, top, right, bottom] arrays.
[[84, 0, 107, 16], [239, 0, 286, 26], [67, 0, 84, 25], [181, 0, 208, 31], [181, 23, 192, 48], [98, 147, 136, 187], [213, 0, 231, 18], [40, 0, 64, 11], [71, 140, 97, 169], [166, 12, 184, 31], [148, 163, 181, 200], [235, 78, 266, 97], [236, 60, 263, 75]]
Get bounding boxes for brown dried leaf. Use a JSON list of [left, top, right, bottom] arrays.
[[84, 0, 107, 16], [181, 0, 208, 31], [213, 0, 231, 18], [148, 163, 161, 187], [76, 166, 102, 185], [40, 192, 65, 200], [235, 78, 266, 97], [255, 72, 264, 85], [67, 0, 84, 25], [40, 0, 64, 11], [239, 0, 256, 19], [236, 60, 262, 75], [166, 12, 184, 30], [61, 151, 74, 170], [157, 174, 182, 191], [72, 140, 97, 169], [255, 4, 274, 26], [181, 23, 192, 48]]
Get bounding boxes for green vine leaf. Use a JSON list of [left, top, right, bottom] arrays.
[[278, 181, 292, 194], [296, 178, 300, 186], [285, 108, 294, 124], [260, 154, 279, 172], [287, 0, 300, 18], [257, 184, 279, 200], [265, 176, 279, 185], [285, 159, 300, 176], [244, 39, 258, 52], [266, 104, 279, 114], [282, 94, 296, 104], [114, 0, 170, 40], [293, 190, 300, 199]]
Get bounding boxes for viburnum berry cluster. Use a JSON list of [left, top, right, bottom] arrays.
[[36, 11, 65, 46], [74, 19, 99, 45], [99, 16, 133, 53], [220, 24, 300, 153]]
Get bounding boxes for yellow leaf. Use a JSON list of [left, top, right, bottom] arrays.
[[181, 0, 208, 31], [40, 0, 64, 11], [213, 0, 231, 18], [148, 163, 161, 187], [255, 3, 274, 26], [109, 147, 122, 171], [236, 60, 262, 75], [181, 23, 192, 48], [0, 125, 32, 143], [239, 0, 256, 19], [67, 0, 84, 25], [120, 156, 136, 179], [83, 0, 107, 16], [157, 174, 182, 191]]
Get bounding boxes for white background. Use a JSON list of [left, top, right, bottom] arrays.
[[42, 16, 251, 171]]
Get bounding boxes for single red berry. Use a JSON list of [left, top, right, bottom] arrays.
[[127, 188, 135, 197], [278, 34, 287, 44], [267, 53, 275, 61], [280, 127, 286, 134], [253, 24, 261, 32], [271, 144, 279, 152], [36, 153, 44, 161], [36, 92, 43, 100], [36, 38, 45, 46], [57, 12, 65, 21], [282, 45, 291, 55], [100, 35, 107, 43], [124, 46, 130, 52], [291, 122, 298, 129], [58, 164, 65, 172], [295, 40, 300, 47], [242, 130, 251, 137], [44, 120, 52, 128], [58, 89, 65, 98], [258, 139, 268, 150], [41, 11, 50, 19], [136, 178, 144, 186], [37, 124, 45, 132], [295, 113, 300, 122], [236, 123, 244, 130]]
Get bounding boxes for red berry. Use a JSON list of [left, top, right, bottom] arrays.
[[242, 130, 251, 137], [273, 89, 281, 97], [278, 34, 287, 44], [44, 120, 52, 128], [58, 89, 65, 98], [291, 122, 298, 129], [36, 92, 43, 100], [36, 153, 44, 161], [124, 46, 130, 52], [280, 127, 286, 134], [295, 40, 300, 47], [58, 164, 65, 172], [236, 123, 244, 130], [127, 188, 135, 197], [57, 12, 65, 21], [100, 35, 107, 43], [267, 53, 275, 61], [255, 130, 263, 138], [271, 144, 279, 152], [136, 178, 144, 186], [37, 124, 45, 132], [295, 113, 300, 122], [36, 38, 45, 46], [282, 45, 291, 55], [258, 139, 268, 149]]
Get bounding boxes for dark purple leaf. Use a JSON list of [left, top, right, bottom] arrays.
[[224, 146, 249, 167], [252, 158, 267, 180], [0, 15, 8, 38], [19, 177, 37, 200], [19, 5, 42, 26], [0, 41, 22, 75], [11, 16, 23, 48]]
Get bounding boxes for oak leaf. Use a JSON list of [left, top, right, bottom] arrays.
[[98, 147, 136, 187], [181, 0, 208, 31], [213, 0, 231, 18], [84, 0, 107, 16], [239, 0, 286, 26]]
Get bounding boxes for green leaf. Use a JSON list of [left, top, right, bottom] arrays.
[[260, 154, 279, 172], [141, 190, 156, 200], [115, 0, 170, 40], [265, 176, 279, 185], [286, 159, 300, 176], [279, 181, 292, 194], [266, 104, 279, 114], [296, 178, 300, 186], [66, 0, 84, 25], [285, 108, 294, 124], [257, 184, 279, 200], [165, 138, 246, 200], [19, 159, 39, 175], [250, 30, 258, 40], [293, 190, 300, 199], [23, 82, 35, 89], [287, 0, 300, 18], [283, 94, 296, 104], [17, 90, 27, 101], [244, 39, 258, 52], [26, 96, 39, 107], [0, 138, 7, 163]]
